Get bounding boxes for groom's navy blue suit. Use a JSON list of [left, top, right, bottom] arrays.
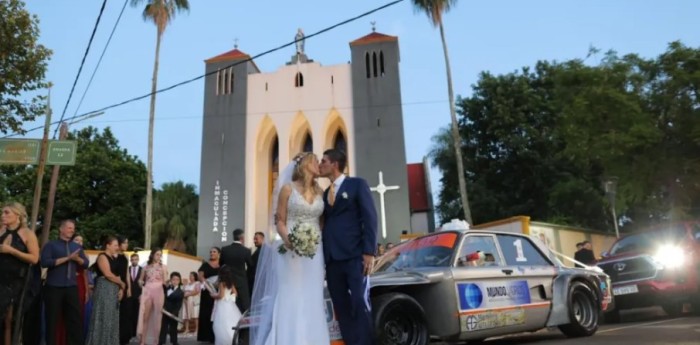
[[323, 176, 378, 345]]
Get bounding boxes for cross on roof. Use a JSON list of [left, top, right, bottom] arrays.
[[371, 21, 377, 32], [234, 38, 239, 49]]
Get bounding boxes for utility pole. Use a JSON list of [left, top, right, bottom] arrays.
[[41, 122, 68, 246], [30, 85, 52, 232]]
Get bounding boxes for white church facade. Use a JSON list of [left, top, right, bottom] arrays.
[[196, 30, 433, 256]]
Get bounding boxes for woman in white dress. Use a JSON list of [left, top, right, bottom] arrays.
[[250, 152, 331, 345], [211, 265, 241, 345], [182, 272, 201, 336]]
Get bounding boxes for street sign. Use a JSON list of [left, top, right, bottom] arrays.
[[47, 141, 77, 166], [0, 139, 77, 166], [0, 139, 40, 164]]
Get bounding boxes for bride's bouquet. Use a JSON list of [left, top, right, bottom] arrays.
[[278, 222, 321, 259]]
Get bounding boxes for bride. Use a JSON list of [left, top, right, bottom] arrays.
[[250, 152, 331, 345]]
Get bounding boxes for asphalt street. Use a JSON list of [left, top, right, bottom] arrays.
[[177, 307, 699, 345]]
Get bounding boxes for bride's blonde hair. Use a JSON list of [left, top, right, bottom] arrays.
[[3, 202, 29, 229], [291, 152, 316, 182]]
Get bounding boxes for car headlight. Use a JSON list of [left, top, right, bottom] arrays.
[[652, 245, 685, 269]]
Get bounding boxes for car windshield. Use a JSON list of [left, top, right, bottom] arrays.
[[374, 232, 459, 273], [609, 225, 687, 256]]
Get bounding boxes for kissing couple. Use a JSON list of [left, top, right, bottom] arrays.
[[249, 148, 378, 345]]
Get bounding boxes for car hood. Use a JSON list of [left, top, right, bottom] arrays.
[[370, 268, 448, 287]]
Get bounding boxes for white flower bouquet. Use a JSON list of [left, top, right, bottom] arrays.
[[278, 222, 321, 258]]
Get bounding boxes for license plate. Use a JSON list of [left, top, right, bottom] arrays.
[[613, 285, 639, 296]]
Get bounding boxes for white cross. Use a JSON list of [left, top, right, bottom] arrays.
[[370, 171, 400, 239]]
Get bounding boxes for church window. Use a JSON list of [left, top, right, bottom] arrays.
[[372, 52, 378, 78], [295, 72, 304, 87], [216, 70, 222, 95], [303, 132, 313, 152], [331, 75, 334, 84], [365, 52, 370, 79], [380, 51, 385, 77], [333, 130, 349, 173], [269, 135, 279, 205], [265, 82, 268, 91], [223, 69, 229, 94], [229, 68, 234, 93]]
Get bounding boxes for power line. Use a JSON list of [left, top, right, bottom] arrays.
[[5, 0, 406, 138], [53, 0, 109, 139], [71, 0, 129, 122]]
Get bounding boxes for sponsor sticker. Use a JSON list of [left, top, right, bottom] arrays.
[[457, 280, 531, 311], [460, 308, 526, 332]]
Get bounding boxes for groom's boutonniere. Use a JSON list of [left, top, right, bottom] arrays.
[[342, 192, 348, 199]]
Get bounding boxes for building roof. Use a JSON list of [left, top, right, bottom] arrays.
[[350, 31, 398, 46], [205, 48, 251, 63], [407, 163, 430, 213]]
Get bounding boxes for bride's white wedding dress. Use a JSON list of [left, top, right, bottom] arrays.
[[262, 186, 330, 345]]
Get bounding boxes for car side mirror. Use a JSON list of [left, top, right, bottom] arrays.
[[600, 251, 609, 258]]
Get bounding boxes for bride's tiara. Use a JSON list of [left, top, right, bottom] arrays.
[[292, 152, 312, 166]]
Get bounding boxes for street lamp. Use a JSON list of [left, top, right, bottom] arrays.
[[604, 177, 620, 238]]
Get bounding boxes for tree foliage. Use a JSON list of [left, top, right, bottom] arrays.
[[0, 0, 52, 135], [152, 181, 198, 254], [431, 42, 700, 232], [0, 127, 147, 249]]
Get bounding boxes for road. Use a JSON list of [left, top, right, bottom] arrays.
[[178, 307, 699, 345]]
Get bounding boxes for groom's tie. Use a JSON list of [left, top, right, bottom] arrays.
[[329, 183, 336, 206]]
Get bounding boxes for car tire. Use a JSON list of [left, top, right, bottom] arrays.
[[661, 301, 684, 317], [558, 281, 600, 337], [373, 293, 429, 345]]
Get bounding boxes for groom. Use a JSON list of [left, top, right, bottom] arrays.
[[320, 149, 378, 345]]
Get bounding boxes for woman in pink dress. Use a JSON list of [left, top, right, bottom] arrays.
[[137, 248, 167, 345]]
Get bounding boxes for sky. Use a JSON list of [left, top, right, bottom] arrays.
[[19, 0, 699, 219]]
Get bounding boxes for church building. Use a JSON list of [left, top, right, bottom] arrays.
[[196, 29, 428, 257]]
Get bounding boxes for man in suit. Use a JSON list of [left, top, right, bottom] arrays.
[[220, 229, 253, 312], [127, 254, 143, 341], [319, 149, 378, 345], [247, 231, 265, 292]]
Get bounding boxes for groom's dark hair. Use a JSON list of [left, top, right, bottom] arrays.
[[233, 228, 244, 241], [324, 148, 347, 172]]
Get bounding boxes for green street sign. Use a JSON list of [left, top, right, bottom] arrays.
[[0, 139, 77, 166], [47, 141, 77, 166], [0, 139, 40, 164]]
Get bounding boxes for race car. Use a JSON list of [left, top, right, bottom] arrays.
[[234, 230, 613, 345]]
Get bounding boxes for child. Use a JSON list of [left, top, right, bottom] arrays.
[[211, 265, 242, 345], [159, 272, 184, 345]]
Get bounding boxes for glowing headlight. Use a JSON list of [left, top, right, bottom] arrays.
[[652, 245, 686, 269]]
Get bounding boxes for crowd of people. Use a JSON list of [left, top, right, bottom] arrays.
[[0, 201, 265, 345]]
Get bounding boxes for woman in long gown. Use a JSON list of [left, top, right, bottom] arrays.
[[115, 236, 131, 345], [197, 247, 220, 343], [86, 236, 125, 345], [250, 152, 330, 345], [0, 202, 39, 345], [137, 248, 167, 345], [211, 266, 241, 345]]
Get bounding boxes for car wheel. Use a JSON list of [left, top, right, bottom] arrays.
[[373, 293, 429, 345], [558, 281, 600, 337], [661, 301, 684, 317]]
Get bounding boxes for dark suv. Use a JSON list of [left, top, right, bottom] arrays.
[[596, 221, 700, 320]]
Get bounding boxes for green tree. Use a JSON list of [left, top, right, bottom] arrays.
[[130, 0, 190, 249], [0, 0, 52, 135], [0, 126, 147, 249], [152, 181, 198, 254], [412, 0, 472, 224], [431, 42, 700, 232]]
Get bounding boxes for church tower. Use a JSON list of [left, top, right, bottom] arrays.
[[349, 31, 411, 241], [197, 47, 259, 255]]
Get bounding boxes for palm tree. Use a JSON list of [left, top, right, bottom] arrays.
[[152, 181, 198, 254], [412, 0, 472, 224], [131, 0, 190, 249]]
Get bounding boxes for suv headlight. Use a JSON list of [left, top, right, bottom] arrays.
[[652, 245, 685, 269]]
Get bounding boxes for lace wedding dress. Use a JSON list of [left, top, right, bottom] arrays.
[[262, 186, 330, 345]]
